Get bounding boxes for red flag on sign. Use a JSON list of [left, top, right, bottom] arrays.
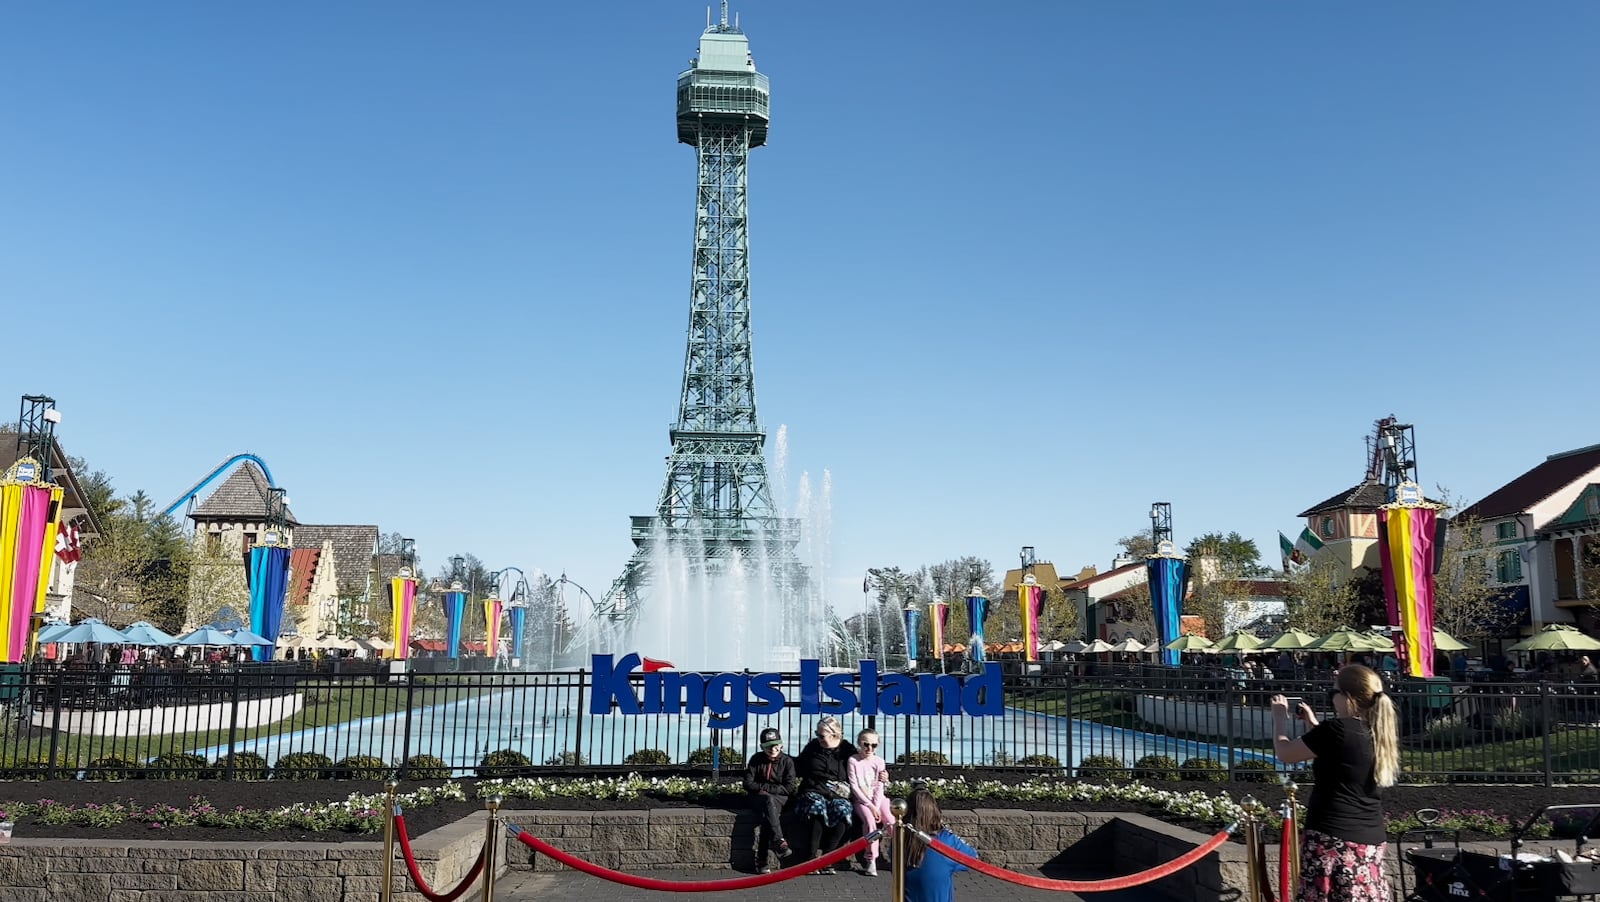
[[642, 657, 675, 672], [55, 522, 82, 564]]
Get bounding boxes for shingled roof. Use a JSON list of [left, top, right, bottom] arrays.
[[190, 462, 298, 524], [1458, 444, 1600, 521], [1298, 479, 1391, 517], [0, 430, 104, 537], [288, 547, 323, 608], [293, 524, 378, 597]]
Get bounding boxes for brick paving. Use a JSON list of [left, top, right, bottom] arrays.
[[496, 865, 1153, 901]]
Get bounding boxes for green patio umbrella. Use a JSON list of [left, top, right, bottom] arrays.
[[1209, 630, 1268, 653], [1165, 634, 1215, 652], [1507, 624, 1600, 653], [1264, 628, 1319, 650], [1308, 627, 1390, 652], [1431, 629, 1471, 652]]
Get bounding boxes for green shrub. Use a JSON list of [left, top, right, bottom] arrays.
[[1490, 707, 1542, 738], [989, 747, 1016, 766], [0, 756, 54, 779], [1232, 759, 1279, 783], [334, 755, 390, 780], [145, 753, 208, 780], [210, 752, 269, 781], [476, 749, 533, 778], [894, 751, 951, 766], [544, 750, 589, 767], [1076, 754, 1128, 782], [684, 746, 741, 766], [85, 756, 140, 781], [1420, 713, 1477, 747], [1016, 754, 1062, 769], [403, 754, 452, 780], [622, 749, 671, 766], [273, 752, 335, 781], [1179, 757, 1228, 783], [1134, 754, 1180, 783]]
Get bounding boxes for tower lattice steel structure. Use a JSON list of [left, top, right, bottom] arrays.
[[592, 5, 808, 628]]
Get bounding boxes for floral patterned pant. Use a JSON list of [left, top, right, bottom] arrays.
[[1298, 829, 1390, 902]]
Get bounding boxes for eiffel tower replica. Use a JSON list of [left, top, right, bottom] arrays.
[[592, 5, 810, 653]]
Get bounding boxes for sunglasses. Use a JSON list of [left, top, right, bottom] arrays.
[[861, 742, 878, 748]]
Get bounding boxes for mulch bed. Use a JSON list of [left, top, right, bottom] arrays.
[[3, 774, 1598, 845]]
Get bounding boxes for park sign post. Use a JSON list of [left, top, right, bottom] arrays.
[[589, 653, 1002, 729]]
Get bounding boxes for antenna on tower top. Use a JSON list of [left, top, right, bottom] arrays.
[[720, 1, 729, 28]]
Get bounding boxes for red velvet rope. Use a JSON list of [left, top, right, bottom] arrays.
[[1280, 817, 1295, 901], [394, 812, 488, 902], [512, 827, 876, 892], [1255, 834, 1277, 902], [919, 823, 1236, 892]]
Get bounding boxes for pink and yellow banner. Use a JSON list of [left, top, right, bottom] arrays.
[[1019, 581, 1045, 662], [484, 598, 504, 658], [1379, 504, 1438, 678], [389, 576, 417, 660], [0, 464, 64, 664], [929, 600, 949, 654]]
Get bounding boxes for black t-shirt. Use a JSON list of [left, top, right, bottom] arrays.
[[1302, 717, 1385, 846]]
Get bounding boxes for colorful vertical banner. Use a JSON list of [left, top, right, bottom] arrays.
[[509, 605, 527, 661], [903, 605, 921, 666], [246, 544, 292, 662], [443, 590, 466, 659], [1378, 499, 1439, 678], [1019, 580, 1045, 662], [484, 597, 504, 658], [1146, 555, 1190, 667], [0, 460, 63, 664], [389, 576, 417, 660], [965, 590, 989, 666], [928, 600, 948, 659]]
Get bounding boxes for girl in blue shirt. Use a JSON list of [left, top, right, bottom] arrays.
[[900, 789, 978, 902]]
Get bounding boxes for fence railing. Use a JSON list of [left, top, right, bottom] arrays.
[[2, 665, 1597, 785]]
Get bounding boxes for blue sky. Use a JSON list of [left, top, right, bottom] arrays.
[[3, 2, 1597, 609]]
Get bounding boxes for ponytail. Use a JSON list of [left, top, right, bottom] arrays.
[[1365, 692, 1399, 787]]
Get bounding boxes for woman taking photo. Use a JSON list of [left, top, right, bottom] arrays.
[[794, 715, 857, 873], [1271, 663, 1398, 902]]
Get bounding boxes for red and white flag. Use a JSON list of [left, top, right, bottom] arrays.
[[55, 522, 82, 564]]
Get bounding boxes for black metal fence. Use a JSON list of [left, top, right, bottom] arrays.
[[1, 663, 1597, 784]]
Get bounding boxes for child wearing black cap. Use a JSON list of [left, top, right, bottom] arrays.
[[744, 727, 796, 873]]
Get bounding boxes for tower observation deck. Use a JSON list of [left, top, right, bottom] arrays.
[[587, 6, 812, 660]]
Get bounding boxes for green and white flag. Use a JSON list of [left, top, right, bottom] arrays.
[[1280, 528, 1324, 574]]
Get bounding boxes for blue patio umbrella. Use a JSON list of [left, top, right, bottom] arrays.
[[53, 618, 130, 645], [176, 625, 236, 646], [36, 621, 72, 644], [119, 621, 180, 647], [226, 627, 273, 647]]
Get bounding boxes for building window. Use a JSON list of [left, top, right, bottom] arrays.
[[1496, 521, 1518, 541], [1588, 495, 1600, 517], [1496, 550, 1523, 583], [1320, 516, 1336, 539]]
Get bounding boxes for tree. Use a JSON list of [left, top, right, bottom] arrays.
[[1116, 533, 1156, 559], [1430, 493, 1520, 639], [1185, 531, 1270, 578], [1282, 555, 1359, 635], [184, 529, 250, 629]]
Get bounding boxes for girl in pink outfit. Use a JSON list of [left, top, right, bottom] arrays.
[[848, 728, 894, 876]]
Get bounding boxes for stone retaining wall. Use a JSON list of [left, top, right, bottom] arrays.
[[0, 810, 506, 902]]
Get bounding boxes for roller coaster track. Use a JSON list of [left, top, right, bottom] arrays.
[[159, 453, 275, 519]]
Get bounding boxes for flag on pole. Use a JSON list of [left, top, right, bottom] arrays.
[[1019, 581, 1045, 662], [928, 599, 948, 655], [55, 521, 82, 564]]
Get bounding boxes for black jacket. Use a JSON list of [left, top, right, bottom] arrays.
[[794, 737, 857, 795], [744, 751, 796, 797]]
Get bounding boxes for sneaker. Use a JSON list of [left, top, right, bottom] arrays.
[[865, 863, 878, 877], [817, 866, 837, 875], [758, 865, 774, 874]]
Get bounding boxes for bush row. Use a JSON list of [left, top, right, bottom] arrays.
[[0, 753, 455, 782]]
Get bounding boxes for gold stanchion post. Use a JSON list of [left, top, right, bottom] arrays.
[[1241, 797, 1262, 902], [481, 794, 503, 902], [381, 781, 398, 902], [1284, 779, 1301, 889], [890, 798, 908, 902]]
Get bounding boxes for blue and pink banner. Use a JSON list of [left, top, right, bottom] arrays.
[[246, 544, 292, 662], [1146, 555, 1190, 667], [443, 589, 466, 659]]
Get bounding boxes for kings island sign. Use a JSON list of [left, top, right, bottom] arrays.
[[589, 653, 1003, 729]]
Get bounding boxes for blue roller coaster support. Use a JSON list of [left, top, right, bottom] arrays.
[[160, 453, 275, 519]]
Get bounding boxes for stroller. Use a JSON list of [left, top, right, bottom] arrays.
[[1399, 805, 1600, 901]]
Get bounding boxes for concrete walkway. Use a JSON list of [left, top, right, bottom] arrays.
[[496, 866, 1153, 901]]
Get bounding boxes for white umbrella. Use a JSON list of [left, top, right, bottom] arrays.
[[1108, 637, 1148, 653], [1040, 640, 1067, 653], [1062, 640, 1090, 654], [1081, 639, 1115, 654]]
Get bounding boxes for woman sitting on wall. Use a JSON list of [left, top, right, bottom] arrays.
[[794, 714, 857, 873]]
